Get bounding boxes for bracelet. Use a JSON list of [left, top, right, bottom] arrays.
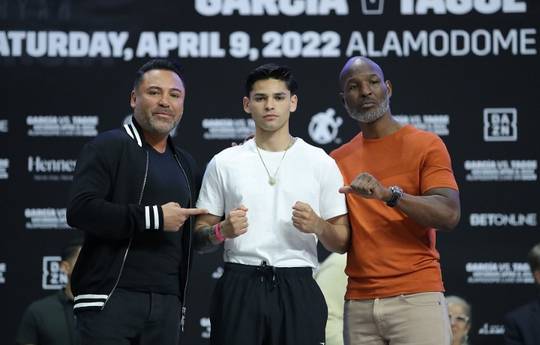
[[213, 222, 225, 243]]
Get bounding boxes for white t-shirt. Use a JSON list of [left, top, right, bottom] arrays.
[[196, 138, 347, 268]]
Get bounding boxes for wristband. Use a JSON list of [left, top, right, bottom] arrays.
[[214, 222, 225, 243]]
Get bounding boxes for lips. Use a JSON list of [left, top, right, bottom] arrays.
[[263, 114, 278, 120]]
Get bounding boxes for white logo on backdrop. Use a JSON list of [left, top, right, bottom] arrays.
[[27, 115, 98, 137], [0, 263, 6, 284], [0, 158, 9, 180], [42, 256, 67, 289], [470, 213, 537, 227], [478, 323, 505, 335], [25, 208, 70, 230], [200, 317, 211, 339], [202, 118, 255, 141], [464, 160, 537, 181], [308, 108, 343, 145], [400, 0, 527, 15], [0, 119, 8, 133], [394, 114, 449, 136], [361, 0, 385, 15], [465, 262, 533, 284], [212, 266, 224, 279], [484, 108, 517, 141]]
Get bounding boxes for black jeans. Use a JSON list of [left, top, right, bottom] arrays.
[[76, 288, 181, 345]]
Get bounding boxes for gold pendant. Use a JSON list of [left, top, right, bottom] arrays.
[[268, 177, 277, 186]]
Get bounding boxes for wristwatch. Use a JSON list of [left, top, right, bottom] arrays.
[[386, 186, 404, 207]]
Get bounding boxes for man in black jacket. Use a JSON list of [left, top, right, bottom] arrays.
[[504, 242, 540, 345], [67, 59, 207, 345]]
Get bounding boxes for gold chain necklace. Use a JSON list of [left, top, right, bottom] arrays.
[[255, 137, 295, 186]]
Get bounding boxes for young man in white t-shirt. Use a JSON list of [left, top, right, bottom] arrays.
[[194, 63, 350, 345]]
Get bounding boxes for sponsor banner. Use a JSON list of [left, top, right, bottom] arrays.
[[1, 28, 536, 61], [26, 115, 98, 137], [484, 108, 517, 142], [478, 323, 505, 335], [0, 262, 5, 284], [42, 256, 67, 289], [25, 208, 69, 230], [27, 156, 76, 181], [466, 262, 533, 284], [394, 114, 449, 136], [0, 158, 9, 180], [469, 213, 537, 227], [0, 119, 7, 133], [202, 118, 255, 140], [464, 160, 537, 181], [200, 317, 211, 339], [308, 108, 343, 145]]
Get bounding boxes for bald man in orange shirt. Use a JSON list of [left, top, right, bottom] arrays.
[[331, 57, 461, 345]]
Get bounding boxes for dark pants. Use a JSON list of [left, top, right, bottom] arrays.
[[76, 288, 181, 345], [210, 262, 327, 345]]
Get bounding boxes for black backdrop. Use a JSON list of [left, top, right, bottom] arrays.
[[1, 1, 539, 343]]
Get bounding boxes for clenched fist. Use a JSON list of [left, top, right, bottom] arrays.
[[221, 205, 249, 239]]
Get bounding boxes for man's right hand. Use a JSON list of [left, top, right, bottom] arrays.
[[221, 205, 249, 238], [162, 202, 208, 232]]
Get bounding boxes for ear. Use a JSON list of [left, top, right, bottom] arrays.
[[130, 90, 137, 109], [60, 260, 70, 275], [385, 80, 393, 98], [289, 94, 298, 113], [243, 96, 251, 114], [534, 270, 540, 285]]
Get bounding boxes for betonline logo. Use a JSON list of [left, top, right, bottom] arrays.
[[400, 0, 526, 15], [484, 108, 517, 142], [308, 108, 343, 145], [42, 256, 67, 289], [470, 213, 537, 227]]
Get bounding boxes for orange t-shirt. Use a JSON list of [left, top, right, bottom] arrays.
[[330, 125, 458, 300]]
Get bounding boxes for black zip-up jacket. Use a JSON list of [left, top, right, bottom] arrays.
[[66, 117, 200, 328]]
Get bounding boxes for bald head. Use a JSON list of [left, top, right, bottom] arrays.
[[339, 57, 385, 91]]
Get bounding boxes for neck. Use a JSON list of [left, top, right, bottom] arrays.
[[143, 131, 168, 153], [255, 126, 292, 151], [359, 112, 402, 139]]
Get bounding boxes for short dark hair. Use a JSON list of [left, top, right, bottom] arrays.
[[528, 242, 540, 272], [61, 237, 84, 262], [245, 63, 298, 96], [133, 59, 184, 90]]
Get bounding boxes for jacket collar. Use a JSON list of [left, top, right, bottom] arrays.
[[123, 116, 179, 154]]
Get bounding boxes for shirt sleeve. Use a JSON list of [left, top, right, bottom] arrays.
[[16, 305, 39, 344], [196, 157, 225, 217], [319, 156, 348, 220], [420, 136, 459, 194]]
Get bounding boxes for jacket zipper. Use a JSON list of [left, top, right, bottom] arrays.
[[101, 150, 149, 310], [174, 154, 193, 332]]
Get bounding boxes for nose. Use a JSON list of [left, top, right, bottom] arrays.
[[158, 95, 170, 108], [265, 98, 275, 110], [360, 82, 372, 96]]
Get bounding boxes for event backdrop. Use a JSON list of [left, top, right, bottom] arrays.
[[1, 0, 539, 344]]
